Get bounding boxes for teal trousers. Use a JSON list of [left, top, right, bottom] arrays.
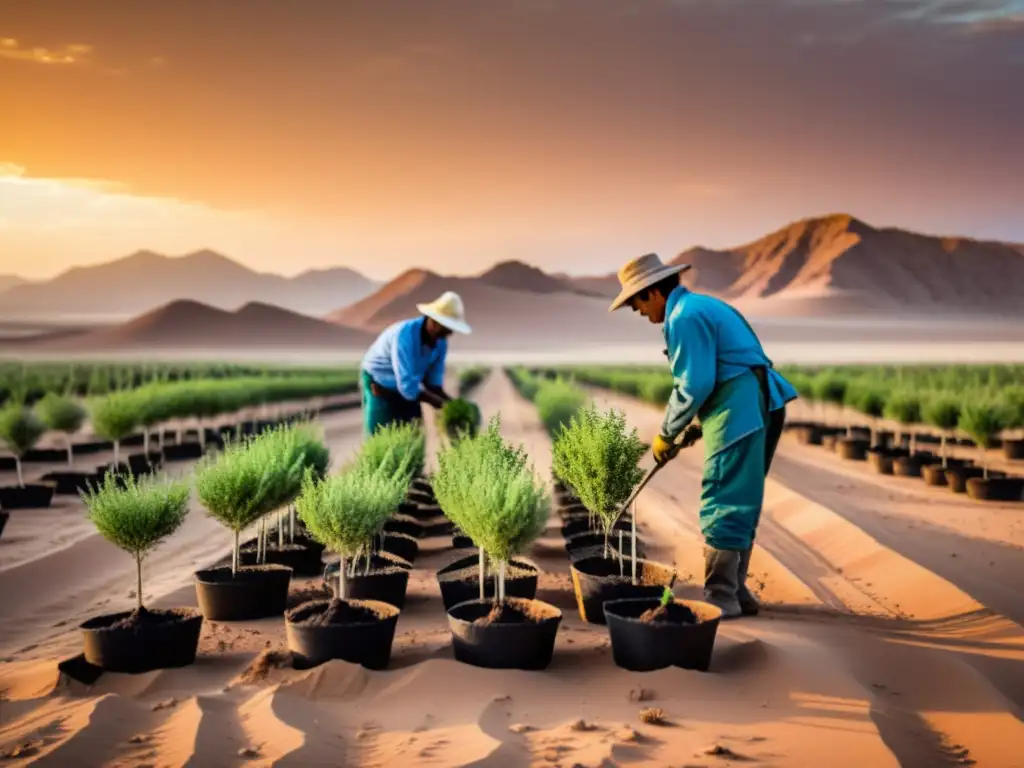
[[361, 371, 422, 437], [699, 407, 785, 551]]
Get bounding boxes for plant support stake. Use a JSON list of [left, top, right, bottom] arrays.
[[479, 548, 486, 601], [630, 499, 637, 586]]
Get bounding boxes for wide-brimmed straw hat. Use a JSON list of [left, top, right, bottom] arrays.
[[608, 253, 692, 312], [416, 291, 472, 334]]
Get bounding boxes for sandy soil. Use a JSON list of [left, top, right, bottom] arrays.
[[1, 372, 1022, 766]]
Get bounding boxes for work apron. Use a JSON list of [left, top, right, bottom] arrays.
[[697, 365, 786, 551], [360, 371, 423, 437]]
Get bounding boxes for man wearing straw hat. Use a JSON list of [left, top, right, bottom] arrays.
[[360, 290, 473, 436], [609, 253, 798, 619]]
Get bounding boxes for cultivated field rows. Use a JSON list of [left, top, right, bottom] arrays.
[[0, 369, 1021, 766]]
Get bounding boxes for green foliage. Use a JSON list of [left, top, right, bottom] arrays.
[[551, 403, 646, 536], [660, 586, 673, 607], [90, 391, 143, 442], [534, 378, 587, 437], [883, 390, 922, 426], [82, 472, 191, 560], [958, 400, 1008, 449], [921, 393, 960, 432], [296, 461, 409, 558], [457, 367, 487, 396], [0, 403, 47, 457], [844, 381, 887, 419], [438, 398, 482, 440], [356, 421, 425, 482], [34, 392, 87, 434], [812, 373, 847, 406], [432, 417, 549, 564]]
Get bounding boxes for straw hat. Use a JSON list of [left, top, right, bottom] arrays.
[[608, 253, 692, 312], [416, 291, 472, 334]]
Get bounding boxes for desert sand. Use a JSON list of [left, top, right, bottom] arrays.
[[1, 370, 1023, 766]]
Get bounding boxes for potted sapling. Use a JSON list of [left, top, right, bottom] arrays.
[[960, 400, 1020, 501], [78, 472, 202, 673], [604, 584, 723, 672], [1001, 386, 1024, 461], [35, 392, 94, 495], [240, 422, 331, 575], [884, 391, 932, 477], [434, 417, 561, 670], [0, 400, 54, 509], [811, 372, 847, 449], [552, 403, 676, 624], [286, 461, 407, 670], [89, 391, 145, 482], [921, 394, 963, 487], [192, 429, 301, 620], [837, 381, 879, 462]]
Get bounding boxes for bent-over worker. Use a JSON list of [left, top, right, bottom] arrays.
[[609, 253, 797, 619], [360, 290, 472, 436]]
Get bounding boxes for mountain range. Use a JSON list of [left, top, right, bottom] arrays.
[[2, 213, 1022, 353]]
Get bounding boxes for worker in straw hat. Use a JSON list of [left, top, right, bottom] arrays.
[[609, 253, 798, 619], [360, 290, 473, 436]]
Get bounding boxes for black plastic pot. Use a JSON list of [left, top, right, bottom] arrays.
[[0, 511, 8, 540], [1004, 440, 1024, 461], [557, 501, 590, 521], [565, 531, 644, 558], [399, 502, 444, 522], [407, 489, 435, 507], [947, 466, 985, 494], [447, 597, 562, 670], [38, 471, 98, 495], [0, 484, 55, 510], [893, 456, 927, 478], [822, 434, 838, 452], [383, 515, 423, 539], [453, 534, 474, 548], [193, 565, 292, 620], [869, 452, 894, 475], [286, 598, 400, 670], [128, 451, 163, 473], [411, 477, 435, 497], [794, 425, 823, 446], [966, 477, 1024, 502], [604, 597, 722, 672], [437, 554, 539, 611], [922, 465, 947, 487], [80, 607, 203, 674], [561, 518, 632, 540], [419, 518, 454, 538], [837, 438, 869, 461], [329, 555, 411, 609], [162, 442, 204, 461], [239, 540, 325, 576], [22, 448, 68, 463], [380, 532, 419, 563], [570, 556, 676, 624], [75, 440, 114, 455]]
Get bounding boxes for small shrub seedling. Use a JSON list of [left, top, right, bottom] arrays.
[[35, 393, 87, 466], [82, 472, 190, 612], [534, 378, 586, 438], [812, 372, 847, 426], [844, 381, 887, 444], [0, 402, 47, 487], [884, 390, 922, 453], [438, 398, 482, 441], [296, 458, 410, 599], [958, 399, 1008, 479], [433, 417, 549, 603], [355, 421, 425, 482], [552, 403, 647, 580], [90, 391, 143, 465], [921, 394, 960, 467]]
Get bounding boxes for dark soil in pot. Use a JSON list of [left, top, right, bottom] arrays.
[[193, 565, 292, 620], [947, 466, 985, 494], [162, 442, 204, 461], [0, 484, 55, 510], [966, 477, 1024, 502], [561, 518, 632, 539], [604, 597, 722, 672], [0, 511, 8, 540], [837, 438, 869, 461], [80, 606, 203, 674], [328, 555, 411, 609], [38, 470, 99, 495], [437, 554, 539, 610], [570, 556, 677, 624], [286, 598, 400, 670], [239, 540, 325, 576], [447, 597, 562, 670], [383, 514, 423, 539], [1004, 439, 1024, 461], [380, 532, 419, 563]]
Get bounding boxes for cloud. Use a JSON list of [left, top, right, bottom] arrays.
[[0, 37, 94, 66]]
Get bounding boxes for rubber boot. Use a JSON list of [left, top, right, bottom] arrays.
[[736, 547, 760, 616], [703, 547, 742, 619]]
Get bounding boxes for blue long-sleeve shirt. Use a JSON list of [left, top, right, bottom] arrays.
[[361, 317, 447, 401], [661, 286, 798, 456]]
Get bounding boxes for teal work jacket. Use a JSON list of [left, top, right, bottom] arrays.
[[660, 286, 798, 457]]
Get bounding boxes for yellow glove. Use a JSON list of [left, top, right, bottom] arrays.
[[652, 434, 676, 465]]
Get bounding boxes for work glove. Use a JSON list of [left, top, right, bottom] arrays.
[[652, 423, 702, 465]]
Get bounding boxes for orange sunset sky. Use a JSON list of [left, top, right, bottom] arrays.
[[1, 0, 1022, 281]]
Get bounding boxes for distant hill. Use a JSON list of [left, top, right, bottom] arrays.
[[667, 214, 1024, 312], [6, 299, 374, 352], [0, 250, 378, 318], [0, 275, 26, 293], [478, 260, 607, 297]]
